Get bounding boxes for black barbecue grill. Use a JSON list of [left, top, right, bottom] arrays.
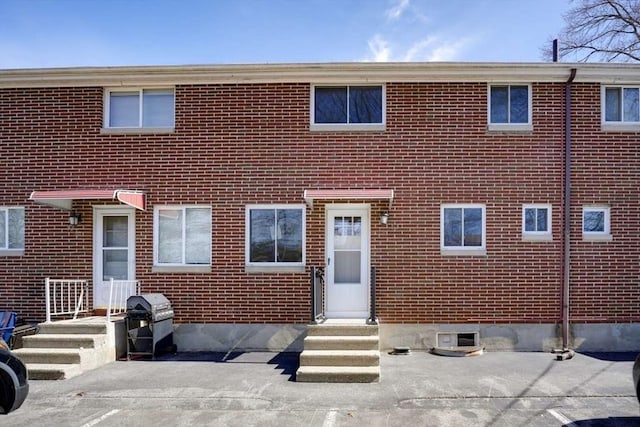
[[126, 294, 176, 359]]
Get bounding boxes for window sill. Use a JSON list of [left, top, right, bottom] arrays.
[[582, 233, 613, 242], [152, 265, 211, 273], [601, 123, 640, 132], [487, 123, 533, 132], [522, 233, 553, 242], [0, 249, 24, 257], [245, 265, 306, 274], [440, 247, 486, 256], [310, 123, 386, 132], [101, 127, 175, 135]]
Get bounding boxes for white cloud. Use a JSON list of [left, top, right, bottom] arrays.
[[366, 34, 473, 62], [368, 35, 391, 62], [385, 0, 410, 21]]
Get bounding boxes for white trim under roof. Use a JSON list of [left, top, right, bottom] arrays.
[[3, 62, 640, 88], [303, 189, 394, 210]]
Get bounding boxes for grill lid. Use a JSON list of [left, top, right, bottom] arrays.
[[127, 293, 171, 312]]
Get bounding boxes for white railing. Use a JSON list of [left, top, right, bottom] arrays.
[[107, 278, 140, 321], [45, 278, 90, 323]]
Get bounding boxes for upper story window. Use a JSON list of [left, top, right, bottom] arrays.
[[522, 204, 552, 241], [153, 206, 211, 271], [0, 207, 25, 256], [582, 206, 612, 241], [104, 88, 175, 132], [440, 204, 486, 256], [311, 85, 385, 131], [488, 84, 532, 131], [603, 86, 640, 130], [246, 205, 305, 272]]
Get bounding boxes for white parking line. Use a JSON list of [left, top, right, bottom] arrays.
[[547, 408, 577, 427], [81, 409, 120, 427], [322, 409, 338, 427]]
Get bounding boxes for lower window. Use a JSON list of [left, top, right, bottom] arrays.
[[582, 206, 612, 241], [246, 205, 305, 269], [440, 204, 486, 255], [0, 207, 25, 254], [154, 206, 211, 267]]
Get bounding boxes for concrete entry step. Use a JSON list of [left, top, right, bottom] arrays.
[[38, 321, 107, 335], [297, 320, 381, 383], [25, 363, 83, 380], [299, 350, 380, 367], [21, 334, 106, 349], [296, 366, 380, 383], [303, 336, 379, 351], [13, 347, 82, 365]]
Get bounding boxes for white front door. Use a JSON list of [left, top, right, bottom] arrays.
[[325, 205, 370, 318], [93, 208, 135, 308]]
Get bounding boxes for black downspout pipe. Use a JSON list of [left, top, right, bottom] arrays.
[[559, 68, 577, 359]]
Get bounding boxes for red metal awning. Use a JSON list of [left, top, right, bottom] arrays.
[[303, 189, 394, 209], [29, 189, 146, 211]]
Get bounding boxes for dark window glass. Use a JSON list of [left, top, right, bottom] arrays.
[[315, 87, 347, 123], [584, 211, 605, 232], [490, 86, 508, 123], [605, 88, 621, 122], [349, 86, 382, 123], [250, 209, 275, 262], [623, 88, 639, 122], [463, 208, 483, 246], [444, 208, 462, 246], [536, 208, 548, 232], [276, 209, 303, 263], [510, 86, 529, 123]]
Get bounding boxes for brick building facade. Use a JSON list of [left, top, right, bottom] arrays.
[[0, 63, 638, 351]]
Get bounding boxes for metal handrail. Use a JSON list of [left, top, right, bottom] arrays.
[[44, 278, 90, 323], [107, 278, 141, 321], [368, 266, 377, 324], [311, 266, 325, 323]]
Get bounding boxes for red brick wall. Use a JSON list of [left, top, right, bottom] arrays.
[[0, 81, 637, 325]]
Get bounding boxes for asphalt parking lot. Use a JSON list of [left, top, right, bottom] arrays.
[[4, 350, 640, 426]]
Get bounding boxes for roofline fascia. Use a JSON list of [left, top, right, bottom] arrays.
[[2, 62, 640, 88]]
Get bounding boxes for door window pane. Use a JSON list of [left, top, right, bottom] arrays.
[[334, 251, 361, 284], [103, 249, 128, 280], [104, 216, 128, 247]]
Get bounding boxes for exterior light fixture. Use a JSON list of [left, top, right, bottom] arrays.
[[380, 211, 389, 225], [68, 211, 81, 226]]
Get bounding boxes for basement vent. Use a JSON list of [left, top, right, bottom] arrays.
[[436, 332, 479, 348]]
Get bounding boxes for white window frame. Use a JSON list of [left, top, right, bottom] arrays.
[[0, 207, 25, 256], [522, 204, 552, 241], [601, 85, 640, 131], [582, 206, 612, 242], [310, 84, 386, 131], [440, 204, 486, 256], [487, 84, 533, 132], [153, 205, 212, 273], [245, 204, 306, 273], [103, 87, 175, 133]]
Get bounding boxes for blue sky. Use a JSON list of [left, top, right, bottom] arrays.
[[1, 0, 571, 69]]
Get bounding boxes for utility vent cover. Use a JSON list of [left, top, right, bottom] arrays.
[[436, 332, 479, 348]]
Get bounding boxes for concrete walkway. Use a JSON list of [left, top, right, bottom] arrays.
[[5, 350, 640, 426]]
